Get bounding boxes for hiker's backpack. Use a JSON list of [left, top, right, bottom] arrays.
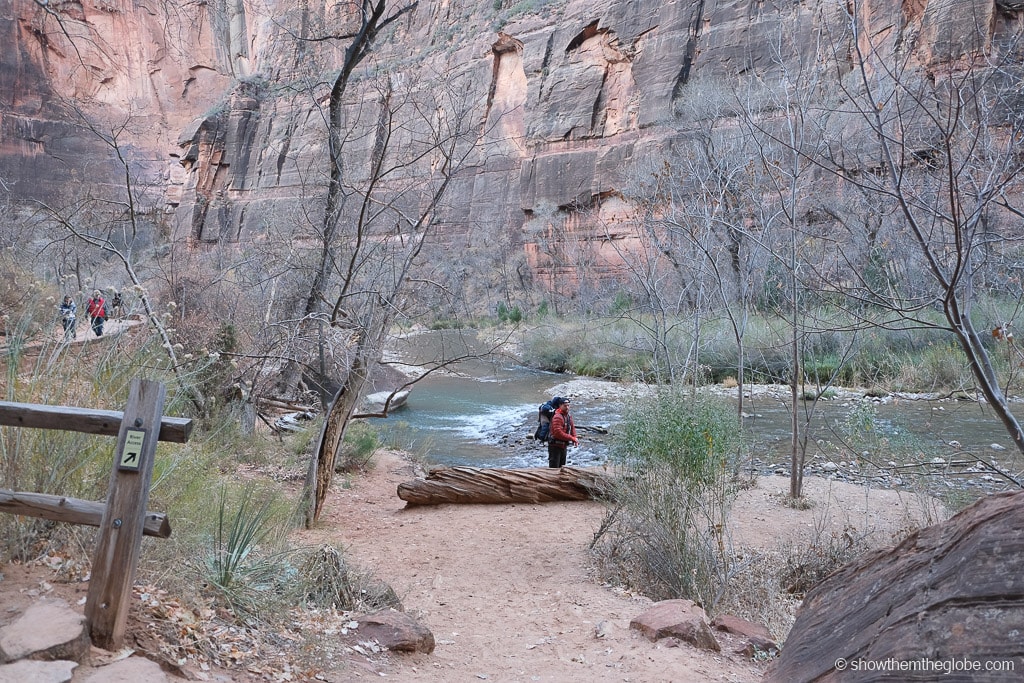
[[534, 401, 555, 443]]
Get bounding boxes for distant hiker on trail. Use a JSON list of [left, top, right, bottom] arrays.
[[59, 295, 76, 340], [86, 290, 106, 337], [547, 396, 578, 469], [110, 290, 123, 319]]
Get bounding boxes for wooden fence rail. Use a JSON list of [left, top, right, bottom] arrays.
[[0, 380, 192, 650], [0, 490, 171, 538], [0, 401, 191, 442]]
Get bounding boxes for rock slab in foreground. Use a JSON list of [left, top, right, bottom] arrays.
[[353, 609, 435, 654], [0, 600, 89, 663], [711, 614, 779, 658], [629, 599, 721, 652], [769, 490, 1024, 681], [75, 655, 175, 682], [0, 659, 77, 683]]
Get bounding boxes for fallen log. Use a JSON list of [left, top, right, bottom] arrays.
[[257, 397, 317, 412], [397, 466, 614, 505]]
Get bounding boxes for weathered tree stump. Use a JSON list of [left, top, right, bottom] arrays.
[[397, 466, 613, 505]]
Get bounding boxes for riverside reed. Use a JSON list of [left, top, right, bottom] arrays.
[[520, 307, 1008, 392]]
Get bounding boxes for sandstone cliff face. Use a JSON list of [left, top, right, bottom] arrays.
[[1, 0, 1020, 291], [0, 0, 238, 205]]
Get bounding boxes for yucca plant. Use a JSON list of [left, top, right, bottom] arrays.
[[207, 484, 281, 591]]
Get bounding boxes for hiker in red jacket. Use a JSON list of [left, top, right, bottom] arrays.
[[86, 290, 106, 337], [547, 396, 579, 468]]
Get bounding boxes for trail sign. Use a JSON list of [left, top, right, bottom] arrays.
[[118, 429, 146, 471], [86, 379, 166, 649]]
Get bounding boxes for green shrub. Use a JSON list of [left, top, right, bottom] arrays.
[[801, 387, 838, 401], [496, 302, 524, 324], [803, 355, 845, 385], [338, 420, 379, 472], [615, 391, 740, 490], [593, 391, 740, 609], [429, 318, 467, 330]]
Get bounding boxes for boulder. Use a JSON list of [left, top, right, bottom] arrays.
[[711, 614, 779, 657], [353, 609, 435, 654], [769, 490, 1024, 681], [629, 599, 720, 652], [360, 391, 409, 414], [0, 600, 89, 664]]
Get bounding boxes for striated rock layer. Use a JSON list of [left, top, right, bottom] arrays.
[[768, 490, 1024, 682], [1, 0, 1021, 291]]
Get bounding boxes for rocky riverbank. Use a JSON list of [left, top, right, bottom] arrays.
[[517, 378, 1021, 503]]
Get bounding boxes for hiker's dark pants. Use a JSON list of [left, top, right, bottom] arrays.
[[91, 316, 104, 337], [548, 441, 568, 468]]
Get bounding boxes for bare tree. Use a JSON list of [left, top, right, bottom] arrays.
[[621, 156, 726, 387], [301, 64, 483, 525], [34, 112, 207, 413], [817, 2, 1024, 457], [731, 13, 846, 499], [631, 80, 772, 418]]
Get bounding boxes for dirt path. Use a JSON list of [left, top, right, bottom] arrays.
[[0, 445, 942, 681], [297, 452, 769, 682], [3, 315, 145, 361]]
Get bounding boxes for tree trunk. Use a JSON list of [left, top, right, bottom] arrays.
[[397, 466, 614, 505], [304, 352, 369, 527]]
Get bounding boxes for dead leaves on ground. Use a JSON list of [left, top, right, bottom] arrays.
[[126, 583, 391, 681]]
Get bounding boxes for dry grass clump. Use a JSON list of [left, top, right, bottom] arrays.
[[300, 544, 402, 612], [714, 495, 941, 643], [713, 549, 801, 642]]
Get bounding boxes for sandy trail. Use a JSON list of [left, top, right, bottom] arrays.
[[297, 451, 774, 682]]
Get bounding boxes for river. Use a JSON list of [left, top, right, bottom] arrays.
[[379, 331, 1022, 483], [378, 363, 618, 469]]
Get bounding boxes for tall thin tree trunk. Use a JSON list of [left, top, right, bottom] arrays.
[[305, 344, 370, 527], [789, 203, 802, 499]]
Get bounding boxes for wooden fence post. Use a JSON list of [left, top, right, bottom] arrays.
[[84, 378, 167, 650]]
